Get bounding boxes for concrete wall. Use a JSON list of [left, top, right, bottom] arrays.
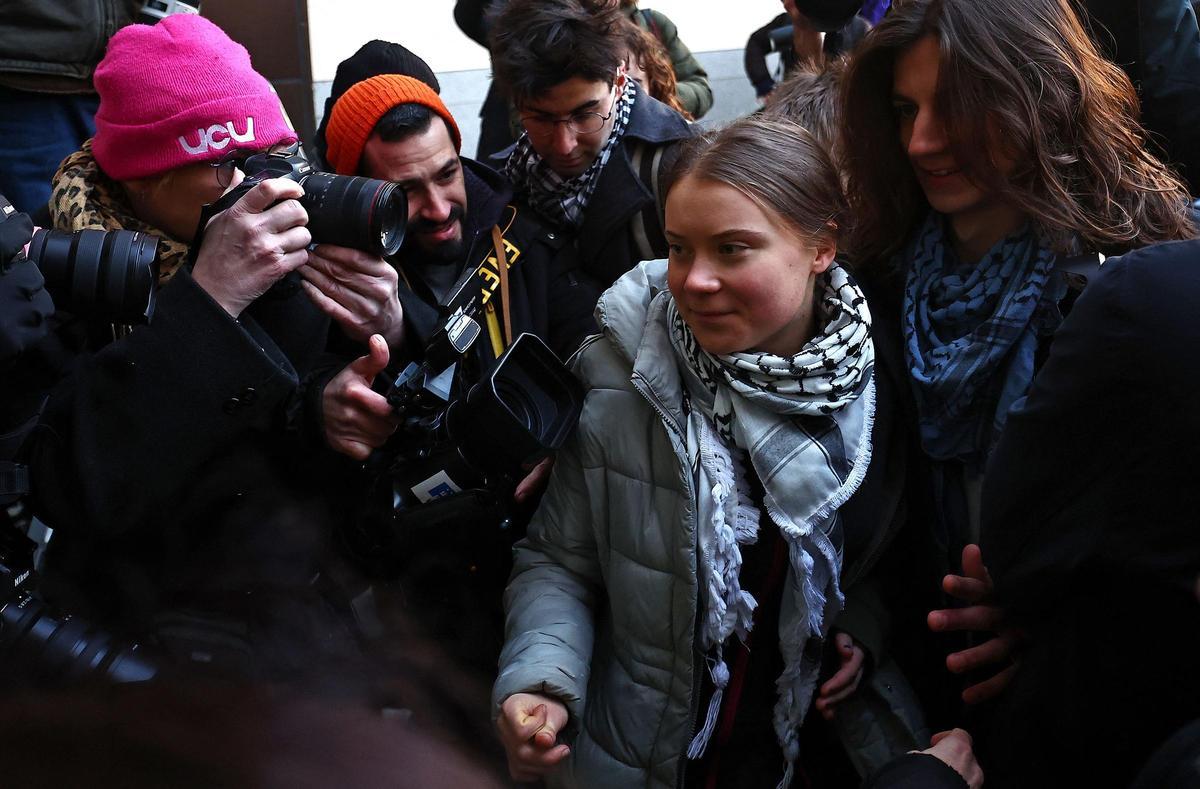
[[308, 0, 783, 156]]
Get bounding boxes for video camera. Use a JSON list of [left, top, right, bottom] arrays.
[[193, 143, 407, 258], [340, 266, 584, 577]]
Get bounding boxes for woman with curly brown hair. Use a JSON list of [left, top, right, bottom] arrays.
[[836, 0, 1197, 777]]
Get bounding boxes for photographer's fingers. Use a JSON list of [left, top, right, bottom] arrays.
[[299, 263, 367, 309], [310, 244, 392, 275], [258, 197, 309, 234], [231, 177, 304, 217], [300, 279, 359, 328]]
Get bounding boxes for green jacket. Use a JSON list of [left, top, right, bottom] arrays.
[[626, 6, 714, 120]]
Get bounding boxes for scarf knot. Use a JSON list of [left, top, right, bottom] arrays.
[[900, 213, 1060, 464]]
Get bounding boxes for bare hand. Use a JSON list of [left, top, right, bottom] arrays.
[[928, 544, 1021, 704], [496, 692, 570, 782], [514, 456, 555, 504], [920, 729, 984, 789], [300, 244, 405, 349], [815, 631, 865, 719], [192, 178, 311, 318], [322, 334, 399, 460]]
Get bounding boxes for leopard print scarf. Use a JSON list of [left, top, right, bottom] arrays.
[[49, 139, 190, 283]]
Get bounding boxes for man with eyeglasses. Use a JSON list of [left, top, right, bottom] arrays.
[[305, 46, 602, 678], [490, 0, 695, 288]]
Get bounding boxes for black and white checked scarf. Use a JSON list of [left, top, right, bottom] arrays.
[[503, 78, 636, 230], [668, 264, 876, 788]]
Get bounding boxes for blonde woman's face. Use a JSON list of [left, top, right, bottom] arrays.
[[665, 175, 834, 357]]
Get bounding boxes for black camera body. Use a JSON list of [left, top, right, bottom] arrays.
[[195, 144, 407, 258], [341, 265, 584, 577]]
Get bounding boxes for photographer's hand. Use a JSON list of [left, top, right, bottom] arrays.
[[0, 202, 53, 364], [322, 334, 399, 461], [300, 244, 405, 350], [192, 178, 311, 318]]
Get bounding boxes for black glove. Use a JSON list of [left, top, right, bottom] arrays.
[[0, 196, 55, 365]]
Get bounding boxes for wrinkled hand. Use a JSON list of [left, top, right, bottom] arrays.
[[192, 178, 311, 318], [497, 692, 571, 782], [514, 455, 555, 504], [815, 630, 865, 720], [322, 334, 399, 461], [919, 729, 984, 789], [300, 244, 405, 349], [928, 544, 1021, 704]]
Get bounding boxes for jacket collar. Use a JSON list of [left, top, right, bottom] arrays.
[[595, 259, 687, 431], [394, 156, 514, 346]]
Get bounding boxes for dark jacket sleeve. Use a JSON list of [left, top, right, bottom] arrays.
[[745, 13, 789, 97], [862, 753, 968, 789], [642, 9, 713, 119], [29, 267, 302, 537], [982, 243, 1200, 614]]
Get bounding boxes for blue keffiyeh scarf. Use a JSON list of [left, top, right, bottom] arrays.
[[901, 213, 1062, 464]]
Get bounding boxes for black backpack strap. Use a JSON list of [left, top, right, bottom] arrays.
[[628, 139, 679, 261]]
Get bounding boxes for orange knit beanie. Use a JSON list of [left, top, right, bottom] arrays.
[[325, 74, 462, 175]]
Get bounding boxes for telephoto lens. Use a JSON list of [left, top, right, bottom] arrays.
[[0, 528, 157, 687], [26, 228, 159, 325], [300, 173, 407, 257]]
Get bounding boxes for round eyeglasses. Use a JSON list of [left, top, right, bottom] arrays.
[[520, 85, 619, 140]]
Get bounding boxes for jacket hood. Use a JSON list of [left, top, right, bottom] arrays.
[[460, 155, 513, 235], [595, 258, 670, 367]]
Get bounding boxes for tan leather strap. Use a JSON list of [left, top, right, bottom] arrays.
[[491, 225, 512, 349]]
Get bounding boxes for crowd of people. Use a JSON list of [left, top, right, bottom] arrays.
[[1, 0, 1199, 787]]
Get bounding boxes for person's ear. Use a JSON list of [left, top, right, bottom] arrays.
[[811, 238, 837, 274]]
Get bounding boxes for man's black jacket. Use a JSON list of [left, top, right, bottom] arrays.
[[494, 83, 695, 289], [980, 239, 1200, 787], [29, 268, 362, 682]]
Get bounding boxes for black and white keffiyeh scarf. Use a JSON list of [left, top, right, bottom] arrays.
[[668, 264, 875, 788], [503, 78, 636, 230]]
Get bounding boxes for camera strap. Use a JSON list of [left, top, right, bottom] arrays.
[[484, 225, 514, 358]]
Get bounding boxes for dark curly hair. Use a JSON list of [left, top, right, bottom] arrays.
[[840, 0, 1196, 264], [489, 0, 626, 109]]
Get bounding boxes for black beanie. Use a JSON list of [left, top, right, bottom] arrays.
[[313, 40, 440, 168]]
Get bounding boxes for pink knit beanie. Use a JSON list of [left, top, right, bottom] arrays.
[[92, 15, 297, 180]]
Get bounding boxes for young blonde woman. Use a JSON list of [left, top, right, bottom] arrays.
[[493, 115, 879, 787]]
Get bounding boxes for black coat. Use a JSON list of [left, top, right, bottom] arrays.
[[979, 239, 1200, 787], [388, 156, 601, 369], [29, 269, 361, 683], [494, 83, 695, 289], [1077, 0, 1200, 194]]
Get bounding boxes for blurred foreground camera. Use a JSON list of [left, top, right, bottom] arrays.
[[0, 526, 157, 687], [26, 227, 159, 325], [197, 143, 407, 257]]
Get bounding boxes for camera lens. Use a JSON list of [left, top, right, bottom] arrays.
[[27, 228, 159, 325], [300, 173, 407, 257], [1, 588, 157, 686]]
